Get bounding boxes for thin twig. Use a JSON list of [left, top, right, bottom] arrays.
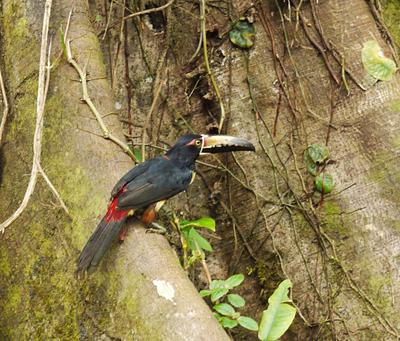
[[141, 78, 164, 162], [0, 68, 9, 146], [102, 0, 114, 41], [123, 2, 133, 137], [200, 0, 225, 132], [123, 0, 175, 20], [38, 164, 70, 216], [64, 10, 137, 162], [0, 0, 53, 233], [188, 30, 203, 64], [111, 0, 126, 88]]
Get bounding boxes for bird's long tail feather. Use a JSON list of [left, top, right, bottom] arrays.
[[77, 199, 129, 273]]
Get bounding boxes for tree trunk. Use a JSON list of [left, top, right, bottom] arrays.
[[1, 0, 399, 340], [0, 0, 228, 339]]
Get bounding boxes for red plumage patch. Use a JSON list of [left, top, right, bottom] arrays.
[[105, 186, 129, 223]]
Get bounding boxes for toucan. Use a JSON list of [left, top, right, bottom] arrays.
[[77, 134, 255, 273]]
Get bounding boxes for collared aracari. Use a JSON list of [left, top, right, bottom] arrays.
[[77, 134, 255, 273]]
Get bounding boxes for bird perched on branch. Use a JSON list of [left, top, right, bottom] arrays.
[[77, 134, 255, 273]]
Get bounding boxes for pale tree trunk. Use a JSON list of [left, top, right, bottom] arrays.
[[0, 0, 399, 340]]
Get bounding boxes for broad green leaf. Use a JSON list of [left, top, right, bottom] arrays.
[[362, 40, 397, 81], [189, 228, 212, 252], [213, 312, 222, 321], [238, 316, 258, 331], [307, 144, 329, 164], [180, 217, 216, 231], [258, 279, 296, 341], [228, 294, 245, 308], [229, 20, 256, 49], [211, 288, 229, 302], [315, 173, 334, 194], [214, 303, 235, 317], [210, 279, 225, 290], [199, 289, 211, 297], [220, 317, 238, 329], [225, 274, 244, 289]]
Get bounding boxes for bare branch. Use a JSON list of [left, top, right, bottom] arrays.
[[123, 0, 175, 21], [38, 164, 70, 216]]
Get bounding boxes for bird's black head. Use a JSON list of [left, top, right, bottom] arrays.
[[166, 134, 255, 169], [166, 134, 203, 168]]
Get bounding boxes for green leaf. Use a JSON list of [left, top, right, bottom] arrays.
[[220, 317, 238, 329], [232, 311, 241, 319], [307, 144, 329, 164], [95, 14, 104, 22], [225, 274, 244, 289], [214, 303, 236, 317], [213, 312, 222, 320], [362, 40, 397, 81], [211, 288, 229, 302], [315, 173, 334, 194], [229, 20, 256, 49], [228, 294, 245, 308], [303, 151, 318, 176], [180, 217, 216, 231], [210, 279, 225, 290], [199, 289, 211, 297], [59, 28, 67, 59], [258, 279, 296, 341], [179, 219, 189, 227], [133, 148, 142, 162], [188, 228, 212, 252], [184, 217, 215, 231], [238, 316, 258, 331]]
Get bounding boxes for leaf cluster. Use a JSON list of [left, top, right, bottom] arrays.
[[200, 274, 258, 331], [303, 144, 334, 194]]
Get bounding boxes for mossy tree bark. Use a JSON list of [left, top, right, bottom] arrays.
[[0, 0, 229, 340], [1, 0, 399, 340]]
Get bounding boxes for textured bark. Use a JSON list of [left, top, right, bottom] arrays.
[[218, 1, 400, 340], [0, 1, 228, 340], [1, 0, 399, 340]]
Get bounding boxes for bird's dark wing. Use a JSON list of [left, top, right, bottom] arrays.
[[111, 157, 162, 198], [117, 159, 193, 210]]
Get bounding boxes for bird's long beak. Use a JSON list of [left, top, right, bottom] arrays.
[[200, 135, 255, 154]]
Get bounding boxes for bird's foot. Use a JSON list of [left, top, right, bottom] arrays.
[[146, 222, 167, 234]]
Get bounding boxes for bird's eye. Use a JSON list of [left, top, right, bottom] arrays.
[[195, 139, 202, 146]]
